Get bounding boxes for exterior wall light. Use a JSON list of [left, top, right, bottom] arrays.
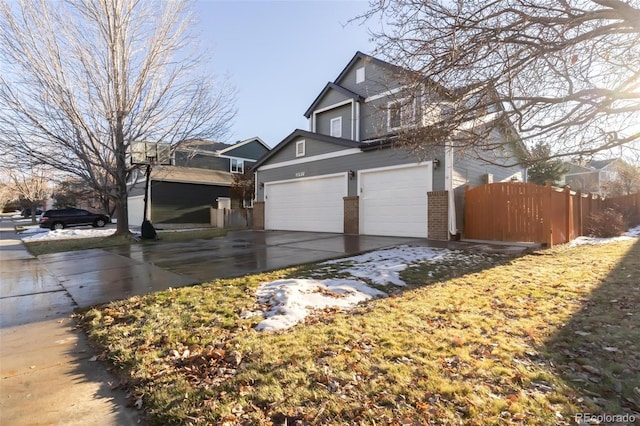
[[348, 170, 356, 179], [433, 158, 441, 169]]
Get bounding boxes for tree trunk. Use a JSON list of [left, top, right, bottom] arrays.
[[113, 118, 130, 236], [30, 201, 37, 224]]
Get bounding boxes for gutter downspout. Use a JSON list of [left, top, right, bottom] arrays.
[[444, 141, 458, 237]]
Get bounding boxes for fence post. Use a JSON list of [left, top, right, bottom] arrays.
[[576, 190, 583, 236], [544, 182, 553, 247], [565, 186, 573, 243]]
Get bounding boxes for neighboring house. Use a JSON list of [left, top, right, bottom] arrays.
[[128, 137, 270, 225], [252, 51, 525, 239], [561, 159, 621, 196]]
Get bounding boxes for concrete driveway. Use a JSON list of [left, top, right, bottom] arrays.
[[1, 222, 534, 426]]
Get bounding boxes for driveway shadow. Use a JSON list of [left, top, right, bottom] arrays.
[[542, 239, 640, 420]]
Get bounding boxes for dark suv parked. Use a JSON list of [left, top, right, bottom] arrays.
[[39, 208, 110, 230]]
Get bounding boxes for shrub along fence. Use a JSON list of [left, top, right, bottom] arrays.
[[465, 182, 640, 246]]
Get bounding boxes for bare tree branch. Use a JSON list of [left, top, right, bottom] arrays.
[[357, 0, 640, 163], [0, 0, 236, 235]]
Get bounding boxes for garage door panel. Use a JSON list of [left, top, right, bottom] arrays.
[[265, 175, 346, 233], [360, 164, 432, 238]]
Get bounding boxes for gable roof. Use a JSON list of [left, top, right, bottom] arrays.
[[588, 159, 619, 170], [333, 51, 407, 86], [218, 137, 271, 154], [252, 129, 362, 170], [176, 139, 229, 153], [303, 83, 365, 118], [151, 166, 233, 186]]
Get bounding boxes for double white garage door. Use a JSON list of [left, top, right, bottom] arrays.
[[264, 163, 433, 237]]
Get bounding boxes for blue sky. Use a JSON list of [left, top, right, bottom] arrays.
[[193, 0, 375, 147]]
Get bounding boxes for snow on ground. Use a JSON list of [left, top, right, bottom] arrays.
[[569, 225, 640, 247], [251, 245, 463, 332], [253, 225, 640, 331], [252, 279, 386, 332], [20, 228, 118, 241], [322, 245, 451, 286]]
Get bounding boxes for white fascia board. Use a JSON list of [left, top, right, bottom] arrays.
[[216, 154, 259, 162], [256, 148, 361, 171], [313, 98, 354, 115], [264, 171, 349, 189]]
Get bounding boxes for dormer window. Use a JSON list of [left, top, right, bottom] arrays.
[[296, 140, 305, 157], [356, 66, 365, 84], [231, 158, 244, 173], [330, 117, 342, 138]]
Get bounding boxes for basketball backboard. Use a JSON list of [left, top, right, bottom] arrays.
[[130, 141, 172, 165]]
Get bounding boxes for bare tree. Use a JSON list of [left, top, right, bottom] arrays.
[[1, 166, 51, 223], [358, 0, 640, 163], [0, 0, 235, 236]]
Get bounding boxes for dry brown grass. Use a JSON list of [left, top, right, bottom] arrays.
[[80, 239, 640, 425]]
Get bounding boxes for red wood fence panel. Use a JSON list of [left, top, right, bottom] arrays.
[[464, 182, 639, 245]]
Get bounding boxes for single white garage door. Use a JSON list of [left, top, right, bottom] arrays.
[[265, 174, 347, 233], [360, 163, 432, 237]]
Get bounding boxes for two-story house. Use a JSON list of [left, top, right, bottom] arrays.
[[561, 159, 622, 196], [252, 51, 525, 239], [128, 137, 270, 225]]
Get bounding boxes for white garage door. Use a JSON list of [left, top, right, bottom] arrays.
[[265, 174, 347, 233], [360, 163, 432, 237]]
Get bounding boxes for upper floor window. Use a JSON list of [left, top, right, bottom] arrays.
[[330, 117, 342, 138], [296, 140, 305, 157], [356, 66, 365, 84], [387, 98, 416, 131], [230, 158, 244, 173]]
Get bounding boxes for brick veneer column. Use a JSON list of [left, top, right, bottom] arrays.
[[428, 191, 449, 240], [253, 201, 265, 230], [343, 196, 359, 234]]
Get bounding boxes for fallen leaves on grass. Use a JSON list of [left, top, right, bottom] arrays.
[[79, 239, 640, 425]]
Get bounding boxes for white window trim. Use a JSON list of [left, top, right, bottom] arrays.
[[387, 97, 416, 132], [230, 158, 244, 173], [356, 66, 365, 84], [296, 140, 305, 157], [330, 117, 342, 138]]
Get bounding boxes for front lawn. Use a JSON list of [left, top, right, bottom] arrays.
[[79, 239, 640, 425]]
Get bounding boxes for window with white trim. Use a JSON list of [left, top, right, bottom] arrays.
[[387, 98, 416, 131], [330, 117, 342, 138], [296, 140, 305, 157], [230, 158, 244, 173], [356, 66, 365, 84]]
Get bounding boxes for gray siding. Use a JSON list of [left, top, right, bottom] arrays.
[[224, 140, 270, 160], [451, 130, 525, 234], [262, 135, 356, 165], [256, 145, 445, 201], [175, 152, 229, 171], [338, 58, 403, 98], [315, 104, 353, 139], [315, 90, 352, 111], [360, 97, 389, 140]]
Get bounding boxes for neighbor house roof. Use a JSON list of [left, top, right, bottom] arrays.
[[217, 137, 271, 154], [151, 166, 233, 186]]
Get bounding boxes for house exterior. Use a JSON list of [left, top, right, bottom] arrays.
[[561, 159, 621, 196], [128, 137, 270, 225], [252, 52, 525, 239]]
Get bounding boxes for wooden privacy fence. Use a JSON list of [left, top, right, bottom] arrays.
[[465, 182, 640, 246]]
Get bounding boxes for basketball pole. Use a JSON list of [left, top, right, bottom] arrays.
[[141, 161, 157, 239]]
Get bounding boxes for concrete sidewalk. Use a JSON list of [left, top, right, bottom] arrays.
[[0, 217, 143, 426]]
